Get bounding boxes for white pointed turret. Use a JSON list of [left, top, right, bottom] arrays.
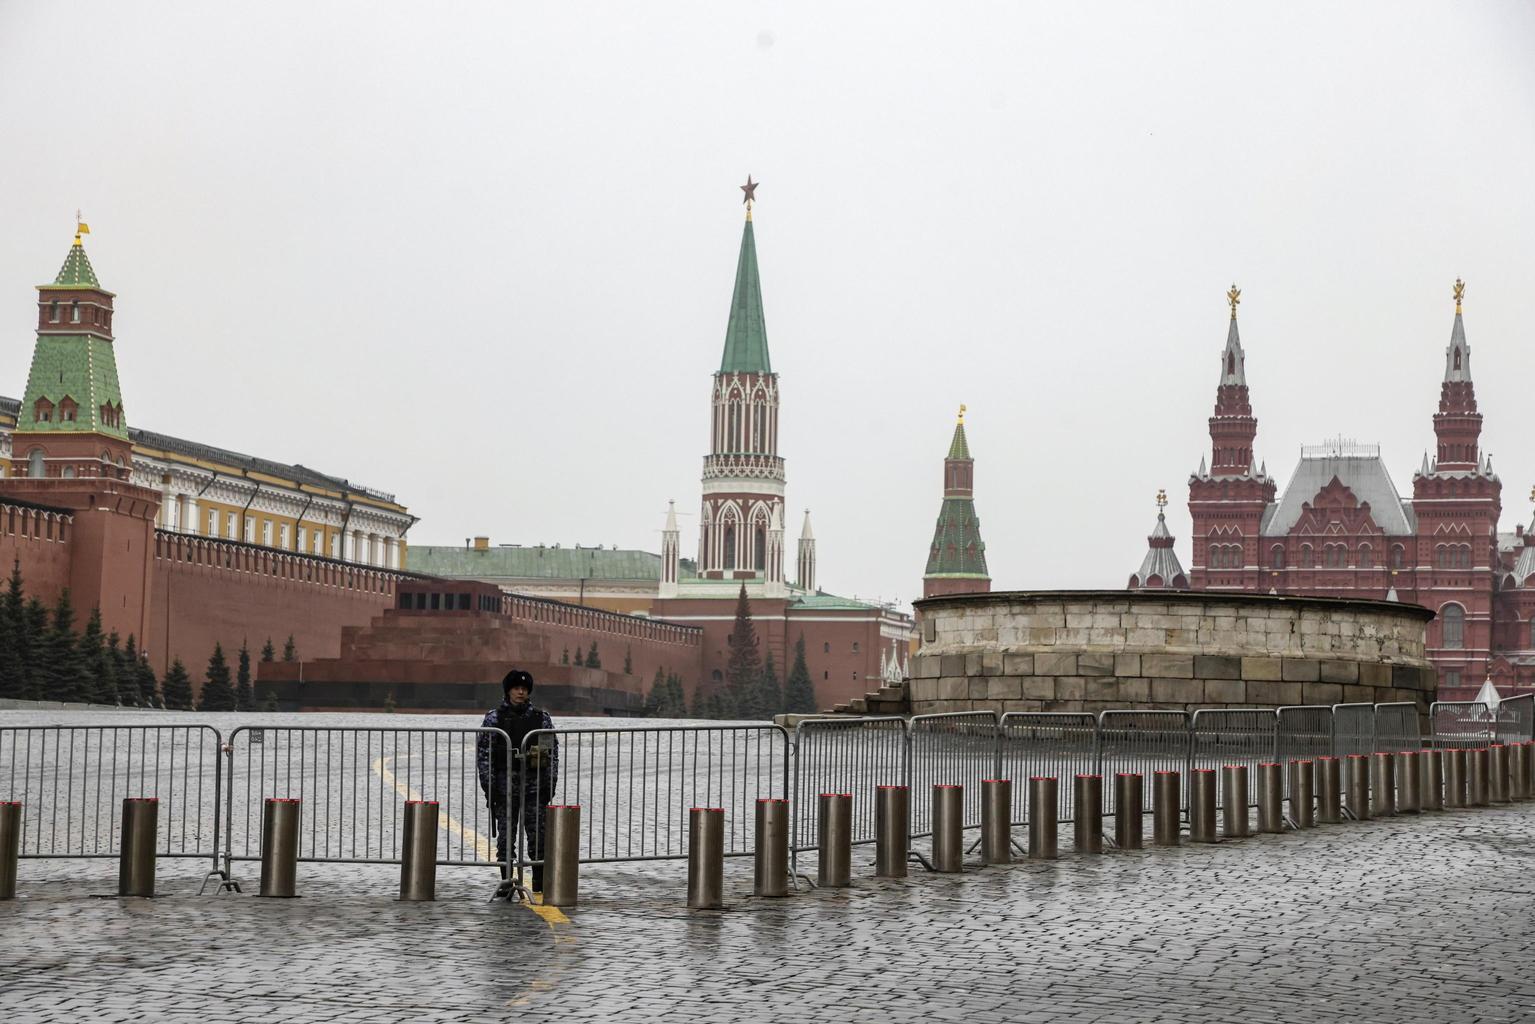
[[659, 499, 681, 597], [765, 503, 786, 590], [796, 508, 817, 593]]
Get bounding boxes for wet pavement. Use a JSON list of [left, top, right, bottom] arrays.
[[4, 802, 1534, 1023]]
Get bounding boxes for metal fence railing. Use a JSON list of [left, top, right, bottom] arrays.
[[516, 724, 791, 871], [0, 724, 222, 880], [223, 726, 513, 880], [7, 695, 1532, 890]]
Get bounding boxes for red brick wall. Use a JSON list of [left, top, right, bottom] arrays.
[[0, 501, 74, 611]]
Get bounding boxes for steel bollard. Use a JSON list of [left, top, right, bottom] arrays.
[[119, 797, 159, 898], [1420, 749, 1444, 811], [687, 807, 724, 910], [0, 801, 21, 900], [1114, 774, 1144, 850], [818, 793, 854, 886], [980, 779, 1012, 865], [1511, 744, 1530, 802], [1371, 753, 1396, 817], [1525, 741, 1535, 797], [1152, 771, 1180, 846], [874, 785, 909, 878], [1289, 760, 1316, 828], [260, 798, 300, 898], [1469, 749, 1490, 807], [1488, 744, 1509, 804], [1073, 775, 1103, 854], [399, 800, 439, 902], [1027, 777, 1058, 860], [931, 786, 964, 874], [1445, 748, 1468, 808], [543, 805, 580, 908], [753, 798, 789, 898], [1256, 763, 1283, 834], [1396, 753, 1421, 815], [1190, 770, 1218, 843], [1316, 757, 1341, 824], [1345, 755, 1371, 820], [1221, 765, 1249, 838]]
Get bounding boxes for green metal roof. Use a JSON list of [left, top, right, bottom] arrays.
[[947, 421, 970, 460], [18, 333, 128, 440], [789, 591, 880, 611], [407, 545, 661, 581], [924, 497, 989, 578], [51, 243, 100, 288], [719, 219, 772, 374]]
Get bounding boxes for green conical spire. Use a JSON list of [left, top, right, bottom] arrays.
[[947, 418, 970, 460], [53, 241, 100, 288], [719, 217, 771, 375]]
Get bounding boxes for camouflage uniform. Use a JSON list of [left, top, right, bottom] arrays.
[[475, 700, 558, 886]]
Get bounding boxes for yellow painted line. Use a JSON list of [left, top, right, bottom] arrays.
[[368, 755, 573, 931]]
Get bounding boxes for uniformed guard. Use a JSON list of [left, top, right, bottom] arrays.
[[476, 669, 558, 895]]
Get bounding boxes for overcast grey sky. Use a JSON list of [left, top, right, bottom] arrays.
[[2, 2, 1533, 608]]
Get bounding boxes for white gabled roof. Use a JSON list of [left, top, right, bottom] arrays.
[[1263, 452, 1416, 537]]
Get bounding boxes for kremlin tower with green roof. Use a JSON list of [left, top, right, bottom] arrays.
[[923, 406, 991, 598]]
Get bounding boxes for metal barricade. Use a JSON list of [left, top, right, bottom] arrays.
[[1497, 694, 1534, 744], [1374, 702, 1422, 752], [0, 725, 222, 880], [907, 712, 998, 839], [1276, 705, 1331, 803], [1430, 701, 1500, 749], [997, 712, 1097, 823], [791, 717, 907, 860], [518, 724, 790, 875], [1332, 703, 1375, 757], [223, 726, 512, 880], [1097, 711, 1191, 812], [1190, 709, 1276, 809]]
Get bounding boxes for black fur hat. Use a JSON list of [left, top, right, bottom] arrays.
[[502, 669, 534, 696]]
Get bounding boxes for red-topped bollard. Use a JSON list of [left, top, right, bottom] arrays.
[[931, 785, 964, 873], [753, 798, 789, 897], [400, 799, 439, 901], [1028, 777, 1058, 859], [874, 785, 910, 878], [543, 804, 581, 907], [687, 807, 724, 910], [120, 797, 159, 897], [818, 792, 854, 886], [980, 779, 1012, 865], [260, 798, 301, 898], [0, 801, 22, 899], [1073, 775, 1103, 854]]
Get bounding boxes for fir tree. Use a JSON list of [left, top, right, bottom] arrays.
[[644, 666, 666, 716], [131, 642, 160, 708], [784, 634, 818, 713], [0, 559, 21, 699], [573, 646, 585, 667], [722, 585, 761, 719], [235, 642, 253, 711], [262, 689, 279, 712], [755, 651, 782, 719], [45, 589, 91, 702], [663, 672, 688, 718], [282, 635, 296, 662], [161, 658, 194, 711], [118, 634, 144, 706], [197, 643, 238, 711], [21, 598, 48, 701], [585, 641, 601, 669], [260, 638, 275, 662], [561, 647, 570, 665], [623, 646, 633, 675], [80, 608, 116, 705]]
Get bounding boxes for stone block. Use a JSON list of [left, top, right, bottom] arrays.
[[1028, 627, 1058, 645], [1204, 679, 1246, 704], [1143, 654, 1194, 679], [1084, 676, 1120, 702], [1078, 652, 1115, 676], [1269, 681, 1304, 705], [1056, 677, 1087, 701], [909, 678, 939, 702], [1119, 677, 1150, 702], [965, 653, 984, 677], [914, 657, 941, 680], [1393, 664, 1432, 692], [1035, 652, 1079, 676], [987, 676, 1023, 700], [1282, 658, 1321, 682], [1022, 677, 1055, 701], [1343, 684, 1374, 705], [1319, 660, 1359, 684], [1151, 678, 1204, 704], [968, 677, 990, 699], [1114, 653, 1142, 677], [1194, 655, 1242, 680], [940, 654, 965, 677], [938, 676, 967, 701], [1302, 682, 1344, 705], [1003, 653, 1034, 676], [1241, 656, 1284, 681]]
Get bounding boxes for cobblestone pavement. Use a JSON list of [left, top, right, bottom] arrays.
[[4, 805, 1535, 1023]]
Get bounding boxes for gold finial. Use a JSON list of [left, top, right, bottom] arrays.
[[1226, 283, 1241, 320], [1453, 277, 1465, 315], [1156, 488, 1168, 510], [73, 209, 90, 247], [1528, 483, 1534, 505], [957, 403, 966, 425]]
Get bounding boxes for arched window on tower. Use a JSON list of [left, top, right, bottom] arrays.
[[1440, 604, 1465, 649], [1454, 350, 1462, 371], [1207, 544, 1218, 569], [1358, 543, 1373, 569], [27, 449, 44, 479], [752, 400, 765, 453], [1391, 544, 1405, 570], [1227, 352, 1235, 376], [1300, 543, 1313, 568], [723, 523, 737, 570], [33, 397, 53, 423], [1270, 545, 1284, 570], [755, 526, 766, 572]]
